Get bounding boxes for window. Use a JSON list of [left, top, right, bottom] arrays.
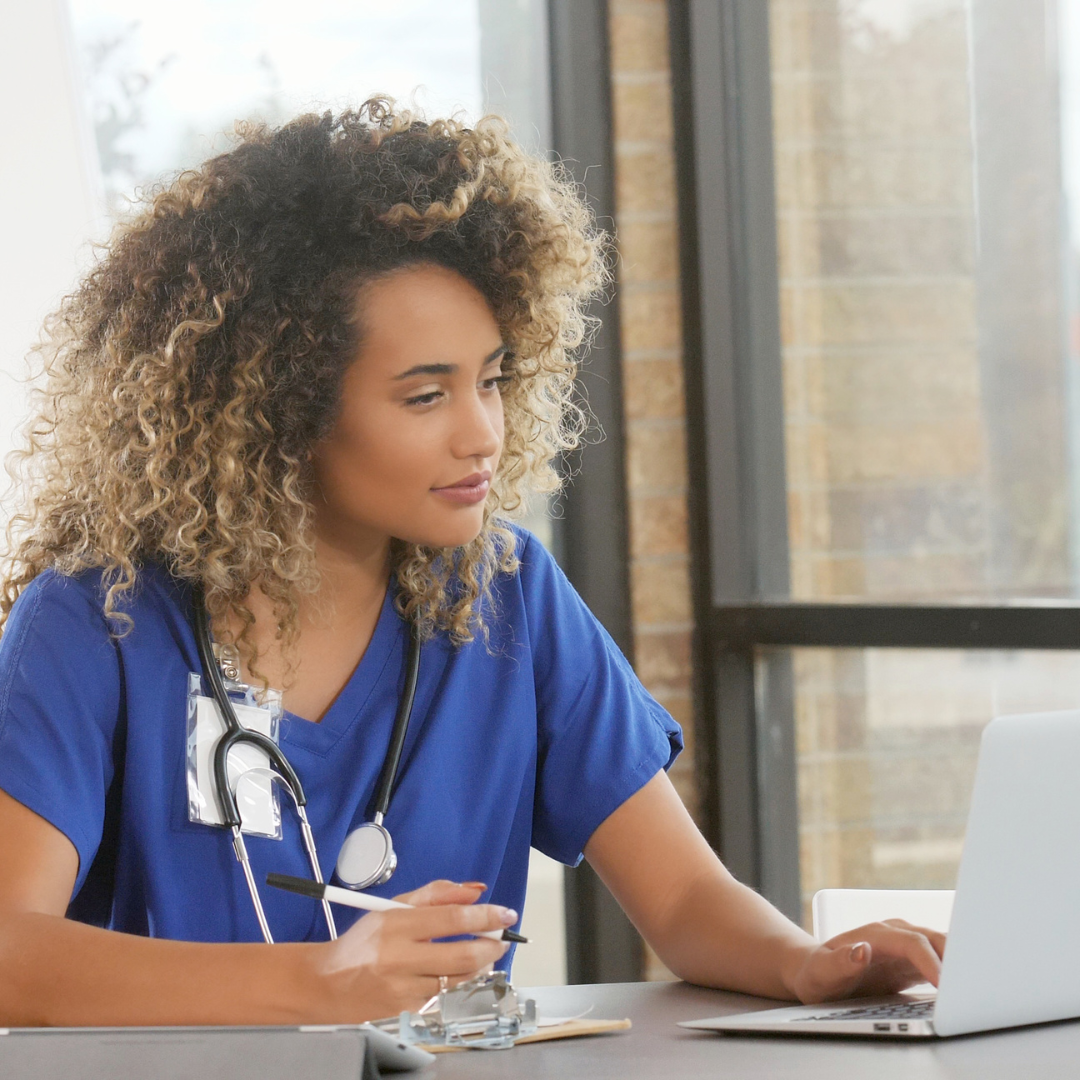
[[68, 0, 487, 216], [672, 0, 1080, 925]]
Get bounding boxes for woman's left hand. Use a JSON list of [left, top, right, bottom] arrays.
[[788, 920, 946, 1004]]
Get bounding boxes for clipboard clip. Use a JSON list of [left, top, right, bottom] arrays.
[[399, 971, 538, 1050]]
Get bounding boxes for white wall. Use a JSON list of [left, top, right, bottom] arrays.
[[0, 1, 101, 465], [511, 849, 567, 987]]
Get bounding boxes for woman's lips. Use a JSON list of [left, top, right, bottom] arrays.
[[431, 472, 491, 506]]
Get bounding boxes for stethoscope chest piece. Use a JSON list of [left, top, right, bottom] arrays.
[[336, 821, 397, 889]]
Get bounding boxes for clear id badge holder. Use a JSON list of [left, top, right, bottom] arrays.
[[186, 664, 285, 840]]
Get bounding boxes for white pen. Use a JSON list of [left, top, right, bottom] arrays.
[[265, 872, 529, 943]]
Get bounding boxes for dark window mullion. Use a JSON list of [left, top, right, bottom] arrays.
[[548, 0, 643, 985], [671, 0, 796, 910], [711, 602, 1080, 651]]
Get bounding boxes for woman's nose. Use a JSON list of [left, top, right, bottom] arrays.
[[451, 390, 502, 460]]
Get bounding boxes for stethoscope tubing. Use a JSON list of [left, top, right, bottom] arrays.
[[192, 586, 337, 942], [371, 617, 422, 823]]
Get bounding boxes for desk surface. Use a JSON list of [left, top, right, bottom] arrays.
[[432, 980, 1080, 1079]]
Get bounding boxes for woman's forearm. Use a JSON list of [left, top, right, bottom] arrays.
[[645, 867, 814, 999], [0, 912, 330, 1027], [585, 772, 816, 1000]]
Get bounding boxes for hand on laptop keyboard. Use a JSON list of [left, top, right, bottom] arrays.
[[788, 919, 946, 1005], [809, 999, 936, 1022]]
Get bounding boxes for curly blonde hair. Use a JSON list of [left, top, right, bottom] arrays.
[[1, 100, 607, 662]]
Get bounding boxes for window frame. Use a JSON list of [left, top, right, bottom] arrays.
[[548, 0, 645, 983]]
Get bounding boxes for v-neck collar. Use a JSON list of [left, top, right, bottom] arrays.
[[279, 582, 404, 756]]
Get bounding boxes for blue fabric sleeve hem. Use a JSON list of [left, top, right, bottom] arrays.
[[0, 772, 93, 881], [538, 703, 682, 868]]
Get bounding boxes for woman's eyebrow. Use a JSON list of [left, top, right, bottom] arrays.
[[394, 362, 454, 380], [393, 345, 508, 381]]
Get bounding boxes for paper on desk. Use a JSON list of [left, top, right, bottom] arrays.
[[502, 1018, 631, 1047], [537, 1006, 593, 1028]]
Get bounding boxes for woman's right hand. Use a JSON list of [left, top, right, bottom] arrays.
[[315, 880, 515, 1021], [0, 791, 511, 1026]]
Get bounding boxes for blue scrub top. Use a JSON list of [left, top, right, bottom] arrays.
[[0, 528, 681, 961]]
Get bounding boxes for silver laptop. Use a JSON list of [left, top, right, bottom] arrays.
[[681, 710, 1080, 1039]]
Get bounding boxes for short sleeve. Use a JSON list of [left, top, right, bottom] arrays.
[[521, 534, 683, 865], [0, 572, 121, 890]]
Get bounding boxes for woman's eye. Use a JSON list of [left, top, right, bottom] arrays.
[[483, 375, 514, 393], [404, 390, 443, 407]]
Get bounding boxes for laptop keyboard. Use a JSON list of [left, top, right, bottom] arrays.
[[808, 999, 935, 1022]]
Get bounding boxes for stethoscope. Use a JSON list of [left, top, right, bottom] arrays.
[[192, 586, 421, 943]]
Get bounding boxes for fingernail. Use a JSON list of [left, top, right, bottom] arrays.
[[462, 882, 487, 890], [497, 907, 518, 926], [850, 942, 868, 963]]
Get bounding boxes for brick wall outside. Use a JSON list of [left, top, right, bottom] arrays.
[[771, 0, 1080, 925], [772, 0, 984, 603], [770, 0, 989, 922], [607, 0, 694, 979]]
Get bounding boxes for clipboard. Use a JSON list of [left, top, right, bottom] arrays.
[[424, 1016, 632, 1053]]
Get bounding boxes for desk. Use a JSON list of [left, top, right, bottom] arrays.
[[432, 980, 1080, 1079]]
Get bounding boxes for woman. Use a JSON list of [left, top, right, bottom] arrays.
[[0, 102, 943, 1025]]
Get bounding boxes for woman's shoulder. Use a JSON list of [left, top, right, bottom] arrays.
[[501, 522, 561, 587], [8, 566, 108, 629], [490, 522, 571, 613], [491, 521, 609, 652], [7, 563, 188, 636]]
